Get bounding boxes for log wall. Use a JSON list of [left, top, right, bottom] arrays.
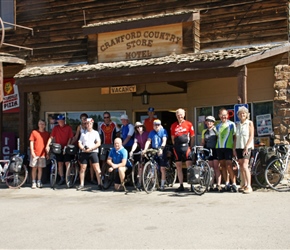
[[1, 0, 289, 66]]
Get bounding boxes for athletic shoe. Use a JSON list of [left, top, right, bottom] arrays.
[[96, 185, 103, 191], [243, 186, 253, 194], [37, 182, 43, 188], [76, 185, 84, 191], [222, 185, 231, 192], [238, 185, 246, 192], [175, 185, 185, 192], [58, 178, 65, 186], [159, 186, 165, 191], [32, 182, 37, 189], [231, 184, 238, 193]]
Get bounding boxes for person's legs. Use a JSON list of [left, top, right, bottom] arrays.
[[79, 164, 87, 187], [160, 166, 166, 189], [213, 159, 221, 187], [175, 161, 183, 184], [92, 163, 102, 186], [31, 166, 37, 188]]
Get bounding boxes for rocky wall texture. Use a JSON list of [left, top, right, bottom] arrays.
[[274, 65, 290, 144]]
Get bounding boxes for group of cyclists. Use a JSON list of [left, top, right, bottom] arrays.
[[29, 105, 254, 194]]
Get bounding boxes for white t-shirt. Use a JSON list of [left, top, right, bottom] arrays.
[[79, 129, 100, 153]]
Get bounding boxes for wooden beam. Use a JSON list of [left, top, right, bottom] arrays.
[[237, 65, 247, 104], [18, 90, 27, 154]]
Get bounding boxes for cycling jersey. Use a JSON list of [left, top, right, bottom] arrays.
[[99, 121, 119, 144], [170, 120, 195, 145]]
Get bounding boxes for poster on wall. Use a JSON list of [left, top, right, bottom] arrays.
[[2, 78, 20, 113], [256, 114, 272, 136], [45, 111, 126, 133]]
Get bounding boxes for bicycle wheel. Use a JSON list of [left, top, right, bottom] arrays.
[[66, 160, 79, 188], [265, 158, 290, 192], [5, 164, 28, 188], [50, 159, 58, 188], [102, 163, 114, 190], [142, 161, 157, 194], [232, 158, 240, 182], [191, 160, 211, 195], [132, 161, 142, 190], [253, 159, 268, 188], [165, 161, 177, 187]]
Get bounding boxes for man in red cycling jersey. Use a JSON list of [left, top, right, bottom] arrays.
[[99, 111, 119, 145], [170, 108, 195, 192]]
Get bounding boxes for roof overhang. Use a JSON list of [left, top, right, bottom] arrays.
[[14, 42, 290, 92]]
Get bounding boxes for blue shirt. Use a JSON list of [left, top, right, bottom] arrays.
[[121, 124, 135, 147], [148, 128, 168, 149], [108, 146, 132, 168]]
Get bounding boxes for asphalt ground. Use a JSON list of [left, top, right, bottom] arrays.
[[0, 183, 289, 249]]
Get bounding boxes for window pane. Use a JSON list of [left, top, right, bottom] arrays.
[[0, 0, 14, 29]]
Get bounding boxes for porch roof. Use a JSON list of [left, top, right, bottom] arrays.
[[15, 42, 290, 80]]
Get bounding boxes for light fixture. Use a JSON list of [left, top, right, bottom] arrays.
[[141, 86, 150, 105]]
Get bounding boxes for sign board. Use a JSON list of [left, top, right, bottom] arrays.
[[2, 78, 20, 113], [234, 104, 249, 123], [98, 23, 183, 62], [256, 114, 273, 136], [110, 85, 136, 94], [2, 132, 16, 160]]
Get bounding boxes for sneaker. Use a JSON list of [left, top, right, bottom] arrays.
[[159, 186, 165, 191], [37, 182, 43, 188], [31, 182, 37, 189], [238, 185, 246, 192], [76, 185, 84, 191], [243, 186, 253, 194], [231, 184, 238, 193], [58, 178, 65, 186], [223, 185, 231, 192], [213, 185, 222, 192], [96, 185, 103, 191], [175, 185, 185, 192]]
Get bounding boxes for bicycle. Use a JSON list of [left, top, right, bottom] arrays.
[[0, 152, 28, 188], [187, 146, 212, 195], [142, 148, 177, 194], [130, 150, 144, 191], [49, 143, 62, 188], [65, 145, 79, 188], [264, 138, 290, 192]]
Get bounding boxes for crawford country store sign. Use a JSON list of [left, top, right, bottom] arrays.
[[98, 23, 183, 62]]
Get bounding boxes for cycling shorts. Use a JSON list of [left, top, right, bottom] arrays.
[[216, 148, 233, 161], [173, 145, 192, 162], [79, 152, 99, 164]]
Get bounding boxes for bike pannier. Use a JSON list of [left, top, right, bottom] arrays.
[[9, 155, 23, 173], [99, 144, 113, 161], [65, 145, 77, 155], [51, 143, 62, 154], [258, 146, 276, 167], [187, 166, 201, 184]]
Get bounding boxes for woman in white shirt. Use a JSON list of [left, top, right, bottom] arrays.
[[234, 107, 254, 194]]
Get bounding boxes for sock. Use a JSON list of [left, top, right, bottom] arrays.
[[161, 180, 165, 187]]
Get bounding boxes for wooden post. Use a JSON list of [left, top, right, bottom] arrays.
[[18, 88, 28, 154], [237, 65, 248, 104]]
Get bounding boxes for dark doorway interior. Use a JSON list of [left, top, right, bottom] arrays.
[[135, 110, 176, 145]]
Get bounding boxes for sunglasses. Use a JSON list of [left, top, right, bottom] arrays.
[[136, 126, 143, 128], [104, 117, 110, 119], [154, 124, 161, 126]]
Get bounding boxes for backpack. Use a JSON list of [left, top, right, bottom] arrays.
[[258, 146, 276, 167]]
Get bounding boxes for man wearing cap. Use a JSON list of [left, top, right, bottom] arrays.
[[143, 119, 168, 191], [201, 116, 221, 192], [78, 118, 102, 191], [120, 114, 135, 153], [170, 108, 195, 192], [143, 107, 157, 132], [45, 114, 74, 185]]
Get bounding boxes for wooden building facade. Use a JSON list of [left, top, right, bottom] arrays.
[[1, 0, 290, 153]]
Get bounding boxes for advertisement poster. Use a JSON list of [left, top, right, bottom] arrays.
[[256, 114, 272, 136], [2, 78, 20, 113]]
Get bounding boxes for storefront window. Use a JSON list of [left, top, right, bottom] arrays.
[[195, 101, 273, 146]]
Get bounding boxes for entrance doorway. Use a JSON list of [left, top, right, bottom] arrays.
[[135, 110, 176, 144]]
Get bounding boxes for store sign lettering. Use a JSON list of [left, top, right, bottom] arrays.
[[98, 23, 183, 62], [110, 85, 136, 94]]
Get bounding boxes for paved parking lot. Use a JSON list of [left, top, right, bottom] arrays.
[[0, 183, 290, 249]]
